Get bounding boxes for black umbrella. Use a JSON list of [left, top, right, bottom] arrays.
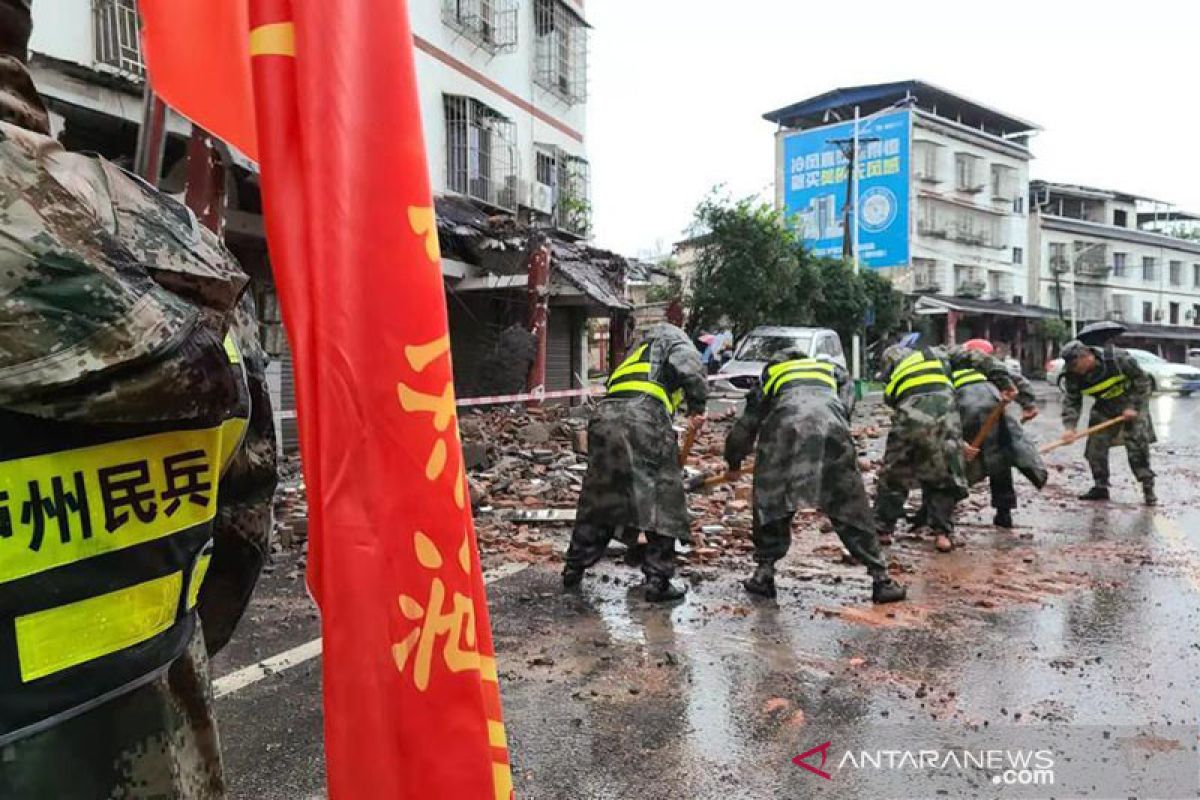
[[1078, 320, 1127, 347]]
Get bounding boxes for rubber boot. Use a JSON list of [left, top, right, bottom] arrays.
[[1079, 486, 1110, 501], [1143, 482, 1158, 507], [623, 542, 646, 568], [872, 576, 907, 604], [562, 566, 584, 590], [742, 563, 777, 599], [993, 508, 1014, 529], [644, 576, 687, 603]]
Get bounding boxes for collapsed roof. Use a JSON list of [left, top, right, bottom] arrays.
[[435, 196, 631, 311]]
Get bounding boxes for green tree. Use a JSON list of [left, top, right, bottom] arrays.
[[811, 258, 867, 343], [861, 268, 907, 340], [1037, 317, 1071, 344], [685, 191, 816, 338]]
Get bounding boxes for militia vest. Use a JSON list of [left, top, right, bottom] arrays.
[[1079, 356, 1129, 401], [763, 358, 837, 396], [606, 343, 684, 413], [0, 334, 249, 746], [952, 368, 988, 390], [885, 347, 952, 403]]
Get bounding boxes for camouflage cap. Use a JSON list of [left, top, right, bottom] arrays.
[[1060, 340, 1094, 363]]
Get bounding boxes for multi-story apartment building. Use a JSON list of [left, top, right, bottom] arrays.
[[1029, 181, 1200, 328], [411, 0, 591, 237], [765, 80, 1039, 304]]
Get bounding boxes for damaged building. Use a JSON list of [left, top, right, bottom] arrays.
[[437, 197, 635, 400]]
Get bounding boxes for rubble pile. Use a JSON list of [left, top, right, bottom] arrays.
[[463, 405, 591, 511]]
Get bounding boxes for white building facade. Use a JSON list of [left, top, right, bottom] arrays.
[[908, 110, 1032, 304], [1029, 182, 1200, 331], [410, 0, 591, 237]]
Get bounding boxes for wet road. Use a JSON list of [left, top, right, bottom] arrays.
[[212, 389, 1200, 799]]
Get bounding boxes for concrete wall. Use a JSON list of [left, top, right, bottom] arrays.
[[409, 0, 588, 203], [30, 0, 94, 66]]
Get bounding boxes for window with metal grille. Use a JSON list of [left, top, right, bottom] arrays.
[[441, 0, 518, 53], [1143, 256, 1157, 282], [557, 154, 590, 237], [1170, 260, 1183, 286], [93, 0, 144, 78], [535, 150, 557, 186], [443, 95, 519, 210], [534, 0, 588, 104]]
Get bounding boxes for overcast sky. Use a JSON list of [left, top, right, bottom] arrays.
[[585, 0, 1200, 258]]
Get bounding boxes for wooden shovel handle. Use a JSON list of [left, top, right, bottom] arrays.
[[678, 424, 699, 468], [965, 400, 1009, 462], [1040, 415, 1126, 454]]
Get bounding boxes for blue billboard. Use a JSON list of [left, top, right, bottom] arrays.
[[781, 110, 911, 269]]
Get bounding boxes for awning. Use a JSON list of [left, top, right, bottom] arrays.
[[913, 294, 1058, 319]]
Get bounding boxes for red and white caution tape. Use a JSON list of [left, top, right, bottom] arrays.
[[454, 373, 746, 408], [455, 385, 603, 408]]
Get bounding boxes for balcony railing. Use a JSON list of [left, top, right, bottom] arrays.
[[94, 0, 144, 79], [957, 279, 986, 298], [442, 0, 519, 54]]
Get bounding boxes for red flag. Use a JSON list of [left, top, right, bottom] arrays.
[[138, 1, 258, 159], [142, 2, 513, 797]]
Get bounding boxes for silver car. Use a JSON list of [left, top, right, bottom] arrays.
[[715, 326, 855, 411]]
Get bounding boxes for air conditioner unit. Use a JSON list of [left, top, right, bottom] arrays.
[[530, 181, 555, 214], [1154, 309, 1164, 321]]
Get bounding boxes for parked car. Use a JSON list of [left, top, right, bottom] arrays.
[[1046, 349, 1200, 395], [1126, 349, 1200, 395], [1003, 356, 1022, 377], [1046, 357, 1064, 387], [715, 326, 855, 412]]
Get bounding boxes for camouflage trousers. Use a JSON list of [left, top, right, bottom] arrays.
[[0, 631, 224, 800], [752, 508, 889, 577], [564, 523, 677, 580], [1086, 431, 1154, 487]]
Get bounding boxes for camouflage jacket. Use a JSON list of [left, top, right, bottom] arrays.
[[725, 352, 867, 523], [0, 116, 276, 798], [575, 324, 707, 540], [1062, 346, 1155, 446]]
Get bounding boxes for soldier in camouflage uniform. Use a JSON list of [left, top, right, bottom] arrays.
[[941, 339, 1047, 528], [873, 342, 1016, 553], [724, 349, 906, 603], [1059, 339, 1156, 504], [564, 322, 707, 602], [0, 4, 277, 796]]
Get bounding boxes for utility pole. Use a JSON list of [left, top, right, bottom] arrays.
[[830, 108, 879, 381]]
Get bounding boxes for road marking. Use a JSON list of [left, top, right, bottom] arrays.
[[213, 561, 531, 699], [1152, 515, 1200, 595]]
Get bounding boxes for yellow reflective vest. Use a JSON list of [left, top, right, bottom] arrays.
[[0, 335, 248, 745], [606, 343, 684, 413], [884, 348, 952, 403]]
